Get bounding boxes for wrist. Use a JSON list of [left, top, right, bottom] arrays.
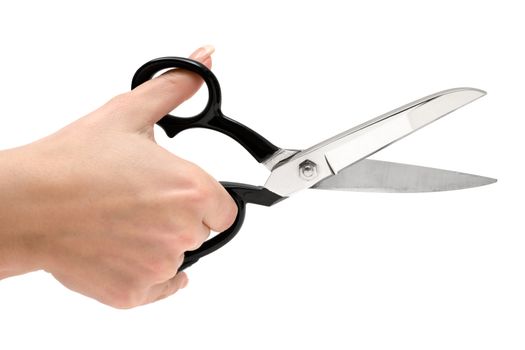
[[0, 147, 50, 278]]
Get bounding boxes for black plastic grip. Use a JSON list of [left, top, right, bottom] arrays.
[[131, 57, 280, 163], [178, 182, 285, 271]]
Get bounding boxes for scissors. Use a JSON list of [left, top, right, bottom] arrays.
[[132, 57, 496, 271]]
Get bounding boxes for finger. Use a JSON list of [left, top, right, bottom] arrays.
[[145, 272, 189, 304], [127, 45, 214, 127], [202, 181, 239, 233], [178, 222, 211, 251]]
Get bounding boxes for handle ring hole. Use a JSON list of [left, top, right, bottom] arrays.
[[153, 67, 210, 119]]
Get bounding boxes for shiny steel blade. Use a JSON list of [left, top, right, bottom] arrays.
[[312, 159, 496, 192], [265, 88, 486, 196]]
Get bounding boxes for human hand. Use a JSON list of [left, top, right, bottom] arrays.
[[0, 46, 237, 308]]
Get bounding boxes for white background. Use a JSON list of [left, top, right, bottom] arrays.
[[0, 1, 522, 349]]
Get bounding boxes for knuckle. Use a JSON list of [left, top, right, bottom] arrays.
[[107, 93, 131, 109], [159, 71, 180, 87], [215, 198, 238, 232], [184, 179, 213, 209], [159, 69, 195, 90], [176, 162, 217, 208], [144, 253, 178, 282], [154, 279, 180, 303], [158, 72, 193, 104], [106, 288, 142, 309], [225, 196, 239, 223], [101, 93, 133, 120], [173, 253, 185, 270], [177, 232, 204, 251]]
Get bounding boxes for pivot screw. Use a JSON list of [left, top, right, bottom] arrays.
[[299, 160, 318, 180]]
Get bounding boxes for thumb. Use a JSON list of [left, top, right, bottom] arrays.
[[123, 45, 214, 129]]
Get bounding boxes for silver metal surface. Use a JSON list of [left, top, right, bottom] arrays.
[[312, 159, 496, 192], [262, 149, 299, 170], [264, 88, 486, 196]]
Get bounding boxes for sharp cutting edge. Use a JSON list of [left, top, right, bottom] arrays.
[[312, 159, 496, 193], [265, 88, 487, 196]]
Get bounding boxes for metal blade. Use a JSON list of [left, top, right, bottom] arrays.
[[265, 88, 485, 196], [312, 159, 496, 192]]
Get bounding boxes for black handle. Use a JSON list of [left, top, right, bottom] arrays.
[[178, 182, 284, 271], [131, 57, 279, 163]]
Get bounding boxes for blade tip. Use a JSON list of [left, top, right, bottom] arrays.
[[470, 87, 487, 97], [459, 87, 487, 98], [475, 176, 497, 188]]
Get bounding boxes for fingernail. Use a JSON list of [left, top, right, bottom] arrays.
[[191, 45, 215, 62]]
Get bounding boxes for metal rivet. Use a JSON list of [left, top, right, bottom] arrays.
[[299, 160, 318, 180]]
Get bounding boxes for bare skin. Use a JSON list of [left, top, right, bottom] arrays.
[[0, 46, 237, 308]]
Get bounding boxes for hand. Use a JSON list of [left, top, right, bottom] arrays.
[[0, 46, 237, 308]]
